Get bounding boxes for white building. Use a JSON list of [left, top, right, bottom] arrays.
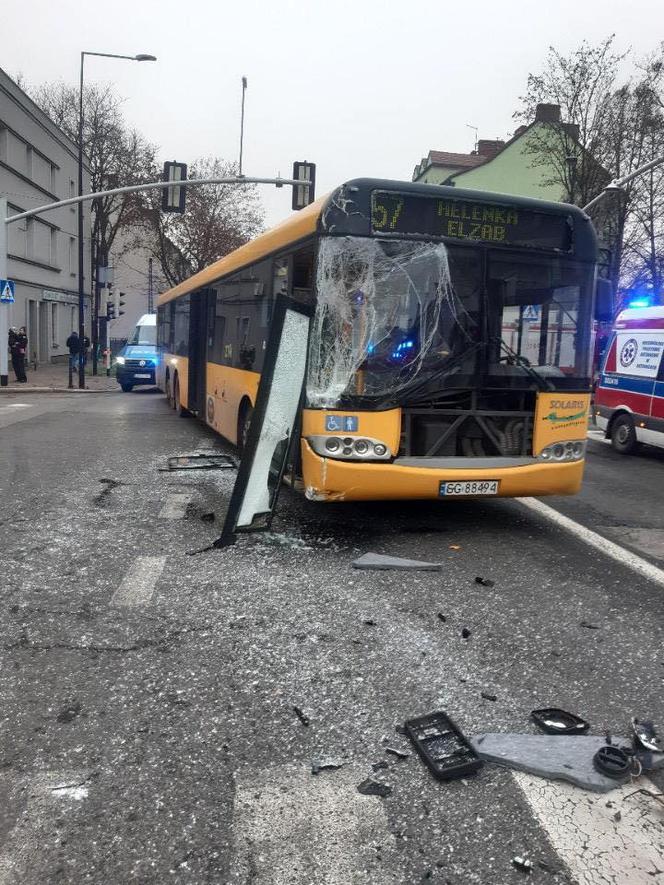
[[0, 67, 91, 364]]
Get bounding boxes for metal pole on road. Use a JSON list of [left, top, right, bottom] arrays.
[[0, 197, 8, 387]]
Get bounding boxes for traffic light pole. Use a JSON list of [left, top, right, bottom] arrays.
[[2, 174, 312, 389]]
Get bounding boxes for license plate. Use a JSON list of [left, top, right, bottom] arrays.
[[134, 373, 151, 379], [440, 480, 499, 497]]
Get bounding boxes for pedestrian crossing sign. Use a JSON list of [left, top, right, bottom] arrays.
[[0, 279, 15, 303], [523, 304, 539, 322]]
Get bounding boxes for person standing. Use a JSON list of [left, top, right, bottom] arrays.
[[66, 330, 80, 372], [9, 326, 28, 383]]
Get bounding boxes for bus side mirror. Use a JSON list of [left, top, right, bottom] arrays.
[[595, 278, 614, 323]]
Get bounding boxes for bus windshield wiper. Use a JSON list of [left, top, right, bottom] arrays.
[[493, 337, 555, 392]]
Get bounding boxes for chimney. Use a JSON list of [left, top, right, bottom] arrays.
[[476, 139, 505, 159], [535, 103, 561, 123]]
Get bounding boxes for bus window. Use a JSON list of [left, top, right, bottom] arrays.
[[174, 295, 190, 356]]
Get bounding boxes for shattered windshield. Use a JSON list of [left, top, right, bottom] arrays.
[[307, 236, 482, 407]]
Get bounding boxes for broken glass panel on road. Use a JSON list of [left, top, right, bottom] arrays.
[[163, 454, 236, 471]]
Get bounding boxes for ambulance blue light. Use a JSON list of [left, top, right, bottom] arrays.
[[628, 297, 652, 308]]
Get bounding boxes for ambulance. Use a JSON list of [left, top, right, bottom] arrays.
[[594, 306, 664, 453]]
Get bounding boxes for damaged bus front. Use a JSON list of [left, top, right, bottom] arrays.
[[301, 180, 599, 501]]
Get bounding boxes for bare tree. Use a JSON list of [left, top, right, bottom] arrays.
[[29, 80, 158, 275], [516, 38, 664, 296], [145, 157, 264, 288]]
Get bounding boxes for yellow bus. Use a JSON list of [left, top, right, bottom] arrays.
[[156, 178, 604, 502]]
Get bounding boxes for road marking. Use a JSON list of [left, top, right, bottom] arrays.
[[231, 766, 404, 883], [1, 403, 33, 409], [111, 556, 166, 607], [514, 772, 664, 884], [158, 493, 191, 519], [0, 771, 91, 885], [520, 497, 664, 589]]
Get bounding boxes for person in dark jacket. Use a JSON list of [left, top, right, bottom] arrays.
[[66, 331, 80, 372], [9, 327, 28, 382]]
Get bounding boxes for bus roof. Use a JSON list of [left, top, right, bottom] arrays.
[[157, 178, 597, 306]]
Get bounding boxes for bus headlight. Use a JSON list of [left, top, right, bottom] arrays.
[[307, 435, 392, 462], [116, 356, 125, 365], [537, 439, 586, 462]]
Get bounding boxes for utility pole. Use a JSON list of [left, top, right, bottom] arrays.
[[148, 257, 154, 313], [239, 76, 247, 176]]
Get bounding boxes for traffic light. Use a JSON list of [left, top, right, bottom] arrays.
[[118, 292, 126, 317], [162, 161, 187, 213], [106, 301, 115, 320], [292, 161, 316, 210]]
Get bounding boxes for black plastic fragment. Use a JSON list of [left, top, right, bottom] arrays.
[[357, 778, 392, 797], [363, 619, 377, 626], [475, 576, 495, 587], [531, 708, 590, 735], [593, 745, 631, 779], [200, 512, 215, 522], [372, 760, 389, 771], [481, 692, 497, 702], [311, 759, 343, 775], [437, 613, 447, 622], [580, 620, 600, 630], [461, 628, 471, 639], [404, 710, 482, 781], [292, 706, 310, 727]]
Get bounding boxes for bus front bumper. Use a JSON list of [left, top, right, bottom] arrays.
[[301, 441, 585, 502]]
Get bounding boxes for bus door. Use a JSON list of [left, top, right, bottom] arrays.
[[187, 289, 212, 417]]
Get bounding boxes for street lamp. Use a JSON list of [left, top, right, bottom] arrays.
[[77, 50, 156, 388]]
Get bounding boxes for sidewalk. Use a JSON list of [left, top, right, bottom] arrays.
[[1, 360, 119, 393]]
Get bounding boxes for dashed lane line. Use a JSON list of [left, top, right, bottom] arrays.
[[110, 556, 166, 607], [158, 493, 191, 519], [514, 772, 664, 884], [519, 497, 664, 590]]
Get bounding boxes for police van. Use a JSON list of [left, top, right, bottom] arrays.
[[594, 306, 664, 453], [115, 314, 158, 392]]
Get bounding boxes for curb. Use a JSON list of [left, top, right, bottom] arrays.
[[0, 387, 119, 394]]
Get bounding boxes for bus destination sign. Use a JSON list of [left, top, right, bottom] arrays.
[[371, 191, 572, 251]]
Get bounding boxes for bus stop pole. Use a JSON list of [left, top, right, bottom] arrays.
[[0, 197, 9, 387]]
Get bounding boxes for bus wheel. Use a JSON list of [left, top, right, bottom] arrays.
[[237, 400, 253, 453], [610, 414, 638, 455], [173, 375, 186, 416]]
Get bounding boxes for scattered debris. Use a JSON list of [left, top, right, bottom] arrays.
[[395, 724, 408, 736], [537, 861, 552, 872], [580, 620, 600, 630], [260, 533, 313, 551], [593, 745, 632, 779], [531, 708, 590, 735], [461, 628, 471, 639], [437, 613, 447, 622], [481, 692, 497, 702], [385, 746, 410, 760], [405, 711, 482, 781], [363, 618, 377, 626], [56, 700, 82, 724], [93, 478, 125, 505], [162, 454, 236, 472], [474, 576, 495, 587], [311, 759, 344, 775], [372, 760, 389, 771], [625, 787, 664, 808], [613, 810, 622, 822], [200, 512, 215, 522], [357, 778, 392, 798], [631, 717, 662, 753], [472, 733, 632, 792], [512, 856, 533, 874], [449, 545, 462, 551], [292, 706, 310, 727], [352, 553, 442, 572]]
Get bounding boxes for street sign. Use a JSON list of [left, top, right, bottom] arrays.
[[162, 161, 187, 214], [292, 161, 316, 210], [0, 279, 15, 303], [523, 305, 540, 322]]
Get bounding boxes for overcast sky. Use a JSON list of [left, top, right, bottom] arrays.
[[3, 0, 660, 226]]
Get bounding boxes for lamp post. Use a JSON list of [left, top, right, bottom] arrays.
[[77, 51, 156, 389]]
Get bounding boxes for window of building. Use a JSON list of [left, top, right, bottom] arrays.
[[70, 307, 77, 333], [50, 229, 58, 266]]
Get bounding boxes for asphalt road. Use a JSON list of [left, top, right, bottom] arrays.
[[0, 390, 663, 885]]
